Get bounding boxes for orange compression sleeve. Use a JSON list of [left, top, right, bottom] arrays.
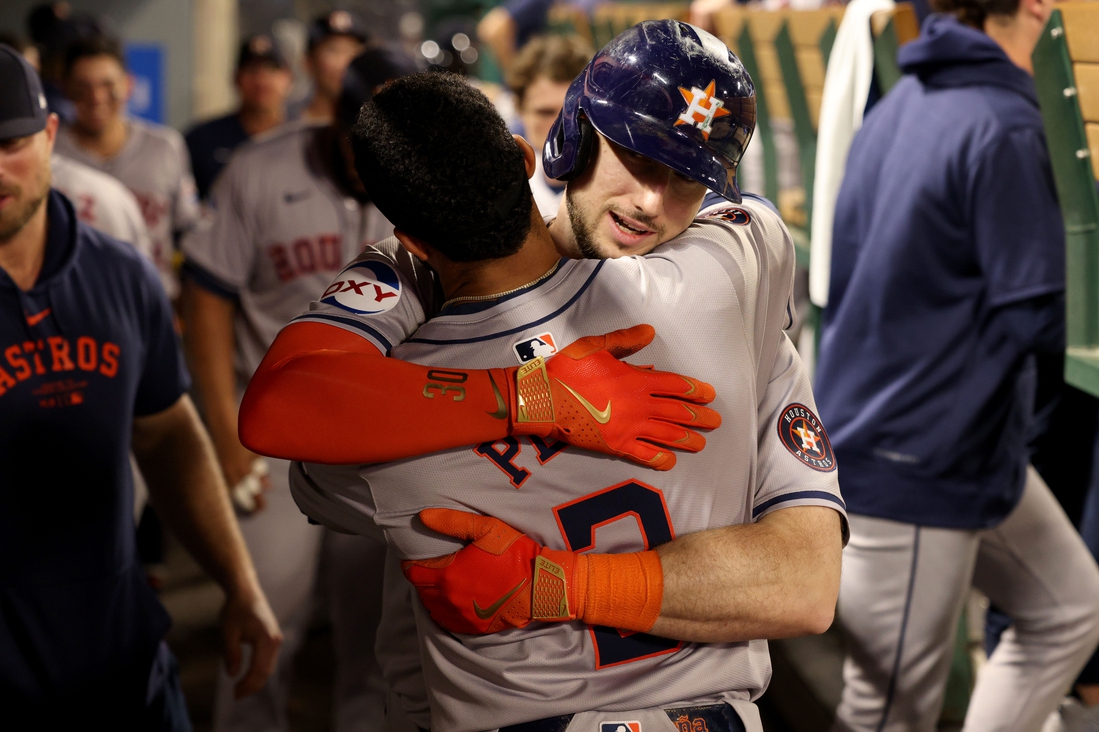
[[239, 322, 513, 464], [577, 550, 665, 633]]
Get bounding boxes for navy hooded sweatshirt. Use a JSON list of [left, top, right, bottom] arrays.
[[814, 15, 1065, 529]]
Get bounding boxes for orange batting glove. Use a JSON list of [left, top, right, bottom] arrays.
[[494, 324, 721, 471], [403, 508, 664, 635]]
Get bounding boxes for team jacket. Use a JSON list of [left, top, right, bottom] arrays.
[[815, 14, 1066, 528]]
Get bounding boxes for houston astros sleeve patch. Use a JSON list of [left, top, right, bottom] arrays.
[[321, 261, 401, 315], [778, 403, 836, 472], [701, 206, 751, 225]]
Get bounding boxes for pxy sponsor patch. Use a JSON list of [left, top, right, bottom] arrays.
[[512, 333, 558, 364], [600, 722, 641, 732], [321, 261, 401, 315], [778, 403, 835, 472]]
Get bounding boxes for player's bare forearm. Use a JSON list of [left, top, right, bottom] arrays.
[[132, 394, 282, 697], [241, 322, 719, 469], [133, 394, 259, 596], [651, 506, 843, 642], [180, 281, 244, 454]]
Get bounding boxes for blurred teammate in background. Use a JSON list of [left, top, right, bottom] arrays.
[[25, 2, 106, 124], [0, 43, 280, 728], [180, 47, 419, 732], [295, 11, 369, 124], [816, 0, 1099, 729], [54, 34, 199, 300], [186, 35, 293, 201], [478, 0, 599, 71], [506, 34, 591, 216]]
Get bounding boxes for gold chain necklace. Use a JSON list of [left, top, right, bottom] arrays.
[[442, 260, 561, 308]]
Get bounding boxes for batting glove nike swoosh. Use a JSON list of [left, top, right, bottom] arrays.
[[402, 508, 663, 635], [493, 324, 721, 471]]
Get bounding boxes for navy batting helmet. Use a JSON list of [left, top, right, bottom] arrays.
[[543, 20, 755, 202]]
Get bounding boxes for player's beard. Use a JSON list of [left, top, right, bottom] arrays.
[[565, 187, 604, 260], [0, 168, 50, 243], [566, 187, 666, 261]]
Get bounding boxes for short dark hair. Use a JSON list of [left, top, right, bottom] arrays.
[[63, 33, 124, 78], [507, 34, 592, 106], [931, 0, 1021, 28], [352, 72, 532, 263]]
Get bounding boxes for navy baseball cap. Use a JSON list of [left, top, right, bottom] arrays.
[[237, 34, 288, 71], [0, 43, 49, 140], [308, 10, 369, 51]]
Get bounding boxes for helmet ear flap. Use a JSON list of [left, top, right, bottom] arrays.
[[555, 116, 594, 182]]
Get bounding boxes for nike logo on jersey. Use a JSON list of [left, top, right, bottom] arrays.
[[473, 578, 528, 619], [485, 372, 507, 420], [557, 381, 611, 424], [283, 190, 312, 204], [25, 308, 51, 327]]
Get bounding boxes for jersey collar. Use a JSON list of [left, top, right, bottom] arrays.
[[438, 258, 571, 316]]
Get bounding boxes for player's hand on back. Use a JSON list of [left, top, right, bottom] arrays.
[[506, 324, 721, 470], [404, 508, 663, 636]]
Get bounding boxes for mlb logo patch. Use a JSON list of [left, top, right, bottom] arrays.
[[512, 333, 557, 364], [600, 723, 641, 732]]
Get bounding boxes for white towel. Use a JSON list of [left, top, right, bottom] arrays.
[[808, 0, 896, 307]]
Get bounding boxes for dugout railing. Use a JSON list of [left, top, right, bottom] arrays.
[[1033, 2, 1099, 397]]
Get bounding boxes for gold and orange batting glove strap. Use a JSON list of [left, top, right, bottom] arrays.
[[581, 550, 664, 632], [499, 324, 722, 471], [533, 547, 664, 633], [403, 508, 663, 636]]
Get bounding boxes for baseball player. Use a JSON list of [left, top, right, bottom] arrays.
[[294, 11, 369, 124], [0, 44, 280, 726], [53, 34, 199, 300], [506, 34, 592, 217], [180, 47, 419, 732], [50, 153, 152, 259], [241, 21, 844, 728], [815, 3, 1099, 731], [285, 68, 844, 732], [185, 34, 293, 201]]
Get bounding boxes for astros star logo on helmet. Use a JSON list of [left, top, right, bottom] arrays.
[[675, 80, 731, 140]]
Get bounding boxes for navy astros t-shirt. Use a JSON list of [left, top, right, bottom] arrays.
[[0, 191, 190, 709]]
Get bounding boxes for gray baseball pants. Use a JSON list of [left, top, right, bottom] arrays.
[[833, 466, 1099, 732], [212, 458, 388, 732]]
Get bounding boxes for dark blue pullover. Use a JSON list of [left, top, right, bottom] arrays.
[[814, 14, 1065, 528]]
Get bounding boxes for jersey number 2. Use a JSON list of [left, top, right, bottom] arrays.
[[553, 480, 683, 669]]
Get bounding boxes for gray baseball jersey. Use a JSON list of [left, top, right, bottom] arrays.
[[289, 197, 846, 732], [54, 118, 199, 298], [180, 121, 396, 384], [51, 154, 153, 260]]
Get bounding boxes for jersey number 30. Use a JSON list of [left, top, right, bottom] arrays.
[[553, 480, 683, 669]]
